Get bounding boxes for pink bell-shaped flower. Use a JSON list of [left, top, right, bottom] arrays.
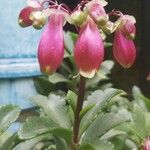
[[38, 13, 64, 75], [74, 17, 104, 78], [113, 30, 136, 68]]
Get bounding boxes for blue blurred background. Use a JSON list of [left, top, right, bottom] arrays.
[[0, 0, 42, 109]]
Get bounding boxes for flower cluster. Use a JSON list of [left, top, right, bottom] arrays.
[[18, 0, 136, 78]]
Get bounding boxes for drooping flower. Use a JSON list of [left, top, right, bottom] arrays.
[[74, 17, 104, 78], [38, 13, 64, 75], [113, 15, 136, 68], [113, 30, 136, 68]]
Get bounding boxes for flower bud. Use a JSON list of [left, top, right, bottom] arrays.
[[18, 6, 34, 27], [30, 11, 47, 29], [38, 13, 64, 75], [143, 138, 150, 150], [86, 0, 108, 26], [70, 10, 87, 26], [74, 17, 104, 78], [101, 21, 114, 34], [120, 15, 136, 40], [113, 30, 136, 68]]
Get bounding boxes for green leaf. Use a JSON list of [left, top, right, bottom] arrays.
[[132, 86, 150, 111], [140, 95, 150, 111], [61, 61, 72, 73], [0, 132, 12, 148], [64, 31, 74, 54], [80, 104, 95, 119], [85, 88, 124, 107], [50, 128, 72, 144], [31, 94, 71, 128], [80, 88, 125, 135], [67, 90, 77, 112], [145, 112, 150, 133], [81, 113, 130, 144], [131, 105, 148, 139], [54, 137, 68, 150], [13, 134, 50, 150], [92, 140, 114, 150], [18, 116, 72, 144], [100, 83, 113, 90], [34, 76, 56, 96], [86, 60, 114, 88], [0, 134, 19, 150], [64, 50, 72, 58], [79, 144, 95, 150], [68, 106, 74, 124], [124, 139, 138, 150], [110, 136, 127, 150], [132, 86, 142, 100], [100, 129, 126, 140], [80, 140, 114, 150], [100, 60, 114, 75], [49, 73, 68, 84], [0, 105, 21, 135], [69, 32, 78, 42], [18, 116, 55, 139]]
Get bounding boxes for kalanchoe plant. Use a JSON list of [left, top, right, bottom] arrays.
[[18, 0, 137, 149]]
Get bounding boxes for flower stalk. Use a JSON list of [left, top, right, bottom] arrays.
[[71, 75, 86, 149]]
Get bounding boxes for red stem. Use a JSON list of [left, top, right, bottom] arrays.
[[72, 76, 86, 149]]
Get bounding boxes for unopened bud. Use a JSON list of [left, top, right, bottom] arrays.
[[30, 11, 46, 29], [70, 10, 87, 26], [96, 15, 109, 26], [101, 21, 114, 34], [18, 6, 34, 27]]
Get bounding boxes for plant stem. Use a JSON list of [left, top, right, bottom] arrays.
[[72, 75, 86, 149]]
